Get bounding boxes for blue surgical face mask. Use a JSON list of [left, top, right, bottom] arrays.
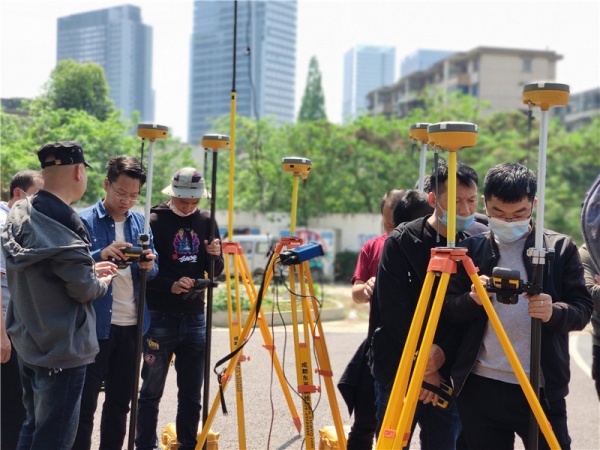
[[488, 217, 530, 243], [438, 209, 475, 232]]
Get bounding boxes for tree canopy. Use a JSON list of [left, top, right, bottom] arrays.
[[36, 59, 115, 121], [1, 61, 196, 207], [297, 56, 327, 122], [1, 60, 598, 244]]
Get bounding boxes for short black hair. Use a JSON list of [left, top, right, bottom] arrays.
[[380, 188, 406, 215], [393, 189, 433, 226], [422, 159, 479, 195], [105, 155, 147, 186], [8, 170, 43, 199], [483, 162, 536, 203]]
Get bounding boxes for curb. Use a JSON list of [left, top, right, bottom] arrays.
[[211, 300, 346, 327]]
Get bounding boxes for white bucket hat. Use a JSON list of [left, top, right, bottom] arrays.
[[162, 167, 206, 198]]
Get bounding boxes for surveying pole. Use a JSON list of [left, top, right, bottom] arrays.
[[409, 123, 431, 191], [200, 133, 229, 450], [128, 123, 168, 450], [522, 82, 569, 449]]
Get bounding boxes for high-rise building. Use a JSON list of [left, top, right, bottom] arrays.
[[400, 49, 454, 77], [342, 45, 395, 122], [57, 5, 154, 122], [188, 0, 297, 144]]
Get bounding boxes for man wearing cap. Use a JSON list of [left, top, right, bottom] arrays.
[[74, 155, 158, 450], [136, 167, 223, 450], [1, 141, 118, 449]]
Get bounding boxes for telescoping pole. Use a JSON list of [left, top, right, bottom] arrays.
[[128, 123, 168, 450]]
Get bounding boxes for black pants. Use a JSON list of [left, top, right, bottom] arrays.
[[74, 325, 138, 450], [346, 358, 377, 450], [457, 374, 571, 450], [1, 340, 26, 450]]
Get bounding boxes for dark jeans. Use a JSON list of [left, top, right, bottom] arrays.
[[457, 374, 571, 450], [374, 378, 462, 449], [136, 312, 206, 450], [74, 325, 138, 450], [17, 358, 87, 450], [593, 344, 600, 400], [1, 341, 26, 450], [346, 359, 377, 450]]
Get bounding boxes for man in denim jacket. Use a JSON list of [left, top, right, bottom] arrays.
[[75, 155, 157, 450]]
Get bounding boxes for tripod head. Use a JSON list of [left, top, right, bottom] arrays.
[[202, 134, 230, 152], [427, 122, 478, 152], [282, 156, 312, 180], [522, 82, 569, 111]]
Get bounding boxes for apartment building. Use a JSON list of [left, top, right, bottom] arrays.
[[367, 46, 562, 119]]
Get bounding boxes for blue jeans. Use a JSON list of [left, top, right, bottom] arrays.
[[374, 379, 462, 449], [17, 358, 87, 450], [136, 312, 206, 450], [74, 325, 138, 450]]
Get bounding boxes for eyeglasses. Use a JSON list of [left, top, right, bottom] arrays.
[[486, 205, 533, 223], [109, 183, 140, 203]]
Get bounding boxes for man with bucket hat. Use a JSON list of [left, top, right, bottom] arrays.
[[136, 167, 223, 450], [1, 141, 117, 449]]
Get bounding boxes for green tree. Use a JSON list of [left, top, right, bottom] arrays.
[[298, 56, 327, 122], [35, 59, 115, 121], [206, 90, 598, 241]]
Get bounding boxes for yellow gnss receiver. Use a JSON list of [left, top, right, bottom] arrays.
[[281, 156, 312, 179], [137, 124, 168, 141]]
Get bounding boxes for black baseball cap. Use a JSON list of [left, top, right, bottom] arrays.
[[37, 141, 92, 169]]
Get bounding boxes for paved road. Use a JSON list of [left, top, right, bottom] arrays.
[[92, 320, 599, 450]]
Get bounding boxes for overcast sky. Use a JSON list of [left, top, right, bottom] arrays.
[[1, 0, 599, 141]]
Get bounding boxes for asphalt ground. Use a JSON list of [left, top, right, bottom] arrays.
[[91, 319, 599, 450]]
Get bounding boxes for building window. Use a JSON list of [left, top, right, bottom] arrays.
[[522, 58, 532, 73]]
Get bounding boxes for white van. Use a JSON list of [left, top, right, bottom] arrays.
[[229, 234, 278, 278]]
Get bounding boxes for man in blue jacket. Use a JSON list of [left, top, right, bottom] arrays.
[[444, 163, 593, 450], [75, 155, 157, 450]]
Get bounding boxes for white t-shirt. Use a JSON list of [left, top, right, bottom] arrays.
[[111, 221, 137, 326]]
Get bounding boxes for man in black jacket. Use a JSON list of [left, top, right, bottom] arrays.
[[370, 160, 482, 449], [444, 163, 593, 450], [136, 167, 224, 450]]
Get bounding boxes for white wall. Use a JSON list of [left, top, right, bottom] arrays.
[[216, 210, 383, 253]]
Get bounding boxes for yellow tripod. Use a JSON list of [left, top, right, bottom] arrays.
[[376, 122, 560, 450], [196, 157, 345, 450]]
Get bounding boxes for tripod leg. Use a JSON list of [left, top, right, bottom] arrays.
[[302, 263, 347, 449], [377, 271, 437, 448], [468, 273, 560, 449], [229, 256, 247, 449], [195, 254, 280, 449], [238, 253, 302, 432], [290, 263, 316, 450]]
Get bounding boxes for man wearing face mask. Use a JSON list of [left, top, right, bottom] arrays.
[[443, 163, 592, 450], [136, 167, 224, 450], [370, 160, 483, 449]]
